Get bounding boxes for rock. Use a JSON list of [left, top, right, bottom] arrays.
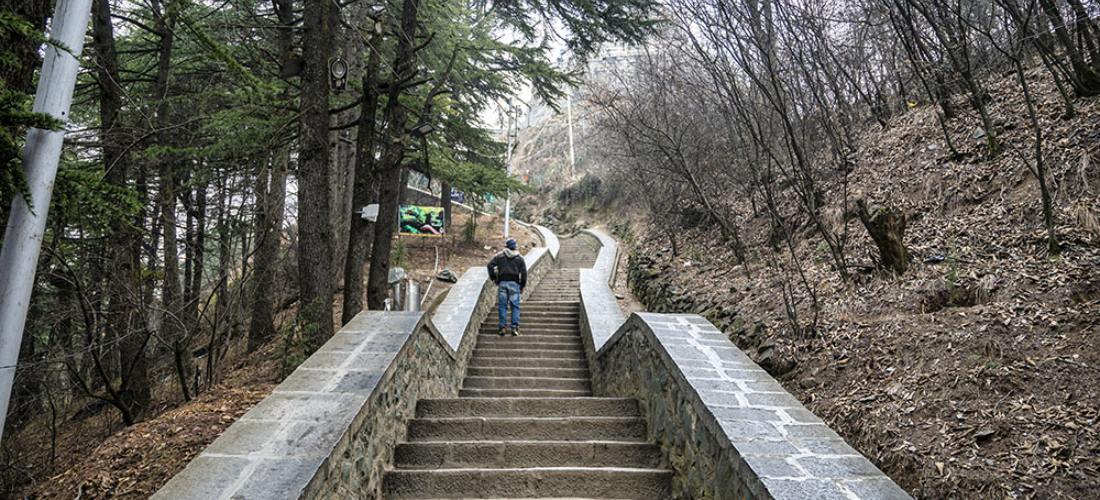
[[971, 127, 986, 139]]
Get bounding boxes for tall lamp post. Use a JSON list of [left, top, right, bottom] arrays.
[[503, 103, 518, 239], [0, 0, 94, 443]]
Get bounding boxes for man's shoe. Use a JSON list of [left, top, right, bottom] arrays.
[[499, 327, 509, 337], [511, 326, 520, 336]]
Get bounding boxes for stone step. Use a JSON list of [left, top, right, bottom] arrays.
[[472, 348, 585, 359], [476, 339, 583, 350], [484, 320, 585, 329], [383, 467, 672, 499], [458, 388, 593, 398], [480, 324, 577, 333], [514, 307, 580, 314], [468, 357, 588, 369], [476, 333, 580, 343], [393, 441, 663, 469], [465, 365, 590, 379], [406, 417, 646, 442], [463, 376, 591, 391], [415, 398, 639, 418], [500, 311, 580, 318]]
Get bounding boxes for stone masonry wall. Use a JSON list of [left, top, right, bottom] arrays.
[[581, 230, 910, 499], [593, 314, 910, 499], [303, 319, 461, 499], [154, 313, 454, 500]]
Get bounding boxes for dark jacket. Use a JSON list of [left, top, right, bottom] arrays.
[[488, 250, 527, 289]]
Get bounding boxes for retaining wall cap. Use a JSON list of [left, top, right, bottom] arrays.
[[578, 228, 624, 351], [581, 228, 617, 285], [153, 311, 425, 500], [601, 313, 912, 500], [431, 267, 490, 351], [532, 225, 560, 259], [580, 268, 626, 351]]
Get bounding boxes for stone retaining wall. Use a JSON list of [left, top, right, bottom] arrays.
[[579, 230, 910, 499], [156, 237, 558, 499], [578, 229, 625, 360], [154, 313, 457, 499]]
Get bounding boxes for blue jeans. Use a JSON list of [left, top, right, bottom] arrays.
[[497, 281, 521, 328]]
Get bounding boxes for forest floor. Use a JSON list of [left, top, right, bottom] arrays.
[[558, 71, 1100, 498], [6, 211, 535, 499]]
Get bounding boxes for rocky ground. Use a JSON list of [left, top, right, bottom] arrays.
[[613, 71, 1100, 498]]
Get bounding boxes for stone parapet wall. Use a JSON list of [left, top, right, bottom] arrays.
[[592, 314, 910, 499], [578, 229, 626, 362], [531, 224, 560, 259], [156, 233, 560, 499], [579, 230, 911, 500], [154, 313, 458, 499]]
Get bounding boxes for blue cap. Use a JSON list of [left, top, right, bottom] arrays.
[[505, 238, 517, 250]]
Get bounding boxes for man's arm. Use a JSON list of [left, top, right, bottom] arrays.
[[519, 258, 528, 290], [487, 255, 499, 283]]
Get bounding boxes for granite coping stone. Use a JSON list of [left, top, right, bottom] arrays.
[[532, 224, 560, 259], [154, 312, 426, 500], [578, 228, 626, 352], [581, 228, 618, 286], [593, 312, 912, 499]]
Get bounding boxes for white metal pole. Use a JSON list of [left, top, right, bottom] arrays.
[[566, 92, 576, 179], [503, 105, 514, 239], [0, 0, 94, 442]]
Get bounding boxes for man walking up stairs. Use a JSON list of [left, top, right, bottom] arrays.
[[383, 258, 673, 498]]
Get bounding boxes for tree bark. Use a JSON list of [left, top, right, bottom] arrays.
[[856, 200, 910, 275], [297, 0, 339, 348], [367, 0, 422, 311], [93, 0, 151, 419], [342, 38, 382, 324], [249, 154, 287, 350]]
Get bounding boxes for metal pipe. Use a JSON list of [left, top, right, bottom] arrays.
[[405, 281, 420, 312], [503, 104, 514, 239], [0, 0, 94, 443], [566, 92, 576, 179]]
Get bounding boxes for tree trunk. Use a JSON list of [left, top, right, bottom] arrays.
[[1038, 0, 1100, 96], [342, 39, 382, 324], [856, 200, 910, 275], [1012, 58, 1060, 255], [249, 154, 287, 350], [297, 0, 339, 349], [92, 0, 151, 420], [441, 181, 453, 232], [367, 0, 422, 311]]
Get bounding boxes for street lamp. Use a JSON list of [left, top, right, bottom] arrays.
[[409, 122, 435, 136], [503, 103, 518, 239], [329, 57, 348, 91]]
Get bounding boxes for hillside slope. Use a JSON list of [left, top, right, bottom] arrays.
[[578, 72, 1099, 497]]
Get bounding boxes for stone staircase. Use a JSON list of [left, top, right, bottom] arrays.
[[383, 268, 672, 499], [557, 235, 600, 269]]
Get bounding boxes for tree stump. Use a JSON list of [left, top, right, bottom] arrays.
[[856, 199, 910, 275]]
